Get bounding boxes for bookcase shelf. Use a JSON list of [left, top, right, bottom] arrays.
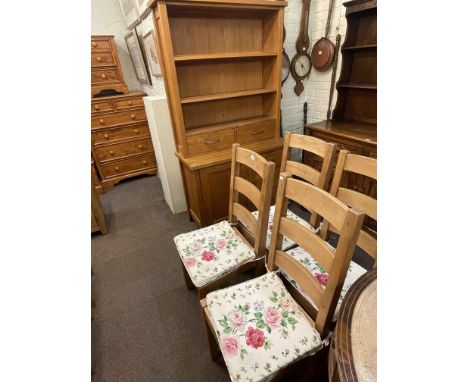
[[174, 52, 278, 62], [180, 88, 276, 104]]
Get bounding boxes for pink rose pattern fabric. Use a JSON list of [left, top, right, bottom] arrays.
[[282, 246, 367, 321], [174, 221, 256, 288], [207, 272, 322, 382], [251, 205, 316, 251]]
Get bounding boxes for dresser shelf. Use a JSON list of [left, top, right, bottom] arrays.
[[342, 44, 377, 51], [337, 83, 376, 90], [180, 88, 276, 104], [174, 51, 277, 62]]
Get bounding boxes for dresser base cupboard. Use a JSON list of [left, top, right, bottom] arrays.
[[150, 0, 286, 226]]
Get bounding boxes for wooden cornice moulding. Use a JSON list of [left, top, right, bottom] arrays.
[[148, 0, 287, 8]]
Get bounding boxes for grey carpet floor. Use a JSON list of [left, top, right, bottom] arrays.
[[92, 175, 230, 382], [91, 175, 372, 382]]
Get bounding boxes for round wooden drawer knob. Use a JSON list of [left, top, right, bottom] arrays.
[[92, 41, 97, 47], [114, 166, 119, 171], [94, 105, 100, 110], [130, 114, 136, 119], [109, 150, 114, 155], [127, 101, 132, 105], [99, 118, 105, 124], [138, 145, 143, 149], [96, 56, 103, 62], [101, 74, 107, 79], [133, 129, 139, 133], [104, 134, 109, 139], [142, 160, 148, 165]]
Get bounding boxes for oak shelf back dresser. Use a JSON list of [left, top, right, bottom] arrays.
[[148, 0, 287, 226], [304, 0, 377, 229], [91, 35, 157, 190]]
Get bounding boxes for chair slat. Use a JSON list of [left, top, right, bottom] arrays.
[[336, 187, 377, 220], [357, 229, 377, 261], [285, 178, 350, 232], [232, 202, 257, 234], [279, 217, 334, 273], [234, 176, 261, 210], [284, 160, 320, 186], [275, 250, 324, 306], [235, 147, 269, 178], [289, 133, 330, 158], [344, 154, 377, 180]]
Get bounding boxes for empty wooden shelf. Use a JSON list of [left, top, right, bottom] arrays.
[[149, 0, 286, 226]]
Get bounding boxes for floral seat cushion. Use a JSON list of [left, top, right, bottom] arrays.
[[174, 220, 256, 288], [252, 205, 316, 251], [282, 246, 367, 321], [206, 272, 323, 382]]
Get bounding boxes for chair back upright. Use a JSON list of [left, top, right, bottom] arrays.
[[267, 173, 365, 337], [280, 132, 336, 227], [228, 144, 276, 258], [320, 150, 377, 265]]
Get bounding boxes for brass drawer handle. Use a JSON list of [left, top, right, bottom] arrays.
[[99, 118, 105, 124], [94, 105, 100, 110], [138, 144, 143, 149], [130, 114, 136, 119], [104, 134, 109, 139], [96, 56, 103, 62], [133, 129, 139, 133], [114, 166, 119, 171], [127, 100, 132, 105], [142, 160, 148, 165], [251, 129, 264, 136], [109, 150, 114, 156], [204, 139, 220, 145], [91, 41, 97, 47], [101, 73, 107, 79]]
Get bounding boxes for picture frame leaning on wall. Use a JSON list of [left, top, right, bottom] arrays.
[[142, 30, 162, 78], [124, 29, 151, 84]]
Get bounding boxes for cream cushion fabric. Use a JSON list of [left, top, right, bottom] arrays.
[[252, 205, 316, 251], [282, 246, 367, 321], [206, 272, 323, 382], [174, 221, 255, 288]]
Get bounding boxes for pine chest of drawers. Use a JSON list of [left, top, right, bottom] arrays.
[[91, 92, 157, 189]]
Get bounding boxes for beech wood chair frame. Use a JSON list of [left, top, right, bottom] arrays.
[[183, 143, 275, 299], [280, 131, 336, 228], [200, 172, 365, 380], [320, 150, 377, 266]]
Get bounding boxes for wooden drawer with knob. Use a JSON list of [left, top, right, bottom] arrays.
[[91, 52, 116, 67], [94, 138, 153, 161], [91, 68, 122, 85], [91, 108, 147, 128], [99, 153, 157, 178], [91, 101, 113, 114], [113, 97, 144, 110], [91, 38, 113, 51], [186, 129, 235, 155], [92, 124, 151, 145], [237, 118, 276, 145]]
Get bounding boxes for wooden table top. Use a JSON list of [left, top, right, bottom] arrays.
[[333, 268, 377, 382], [306, 120, 377, 145]]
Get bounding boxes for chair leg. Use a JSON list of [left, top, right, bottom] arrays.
[[203, 316, 220, 361], [181, 261, 195, 290]]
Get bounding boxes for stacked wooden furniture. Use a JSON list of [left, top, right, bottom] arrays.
[[91, 35, 128, 97], [149, 0, 287, 227], [304, 0, 377, 227], [91, 35, 157, 190]]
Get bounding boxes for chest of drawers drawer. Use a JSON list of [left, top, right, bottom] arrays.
[[91, 68, 122, 85], [113, 96, 144, 110], [186, 129, 235, 155], [91, 108, 147, 128], [92, 124, 150, 145], [91, 100, 113, 114], [237, 118, 276, 145], [100, 153, 156, 178], [94, 138, 153, 161], [91, 52, 116, 67], [91, 38, 113, 50]]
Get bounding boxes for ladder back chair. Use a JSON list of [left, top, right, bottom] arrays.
[[200, 172, 364, 382], [174, 144, 275, 299], [252, 131, 336, 251], [284, 150, 377, 321]]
